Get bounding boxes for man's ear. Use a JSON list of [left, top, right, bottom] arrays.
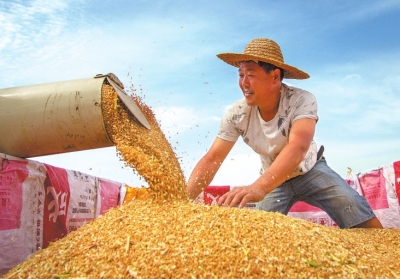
[[273, 68, 280, 80]]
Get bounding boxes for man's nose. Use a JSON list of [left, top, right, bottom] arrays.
[[240, 76, 249, 87]]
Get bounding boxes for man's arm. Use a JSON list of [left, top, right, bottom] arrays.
[[187, 137, 235, 200], [217, 118, 316, 207]]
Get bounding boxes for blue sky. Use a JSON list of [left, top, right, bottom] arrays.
[[1, 0, 400, 187]]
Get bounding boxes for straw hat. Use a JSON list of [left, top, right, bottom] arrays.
[[217, 38, 309, 79]]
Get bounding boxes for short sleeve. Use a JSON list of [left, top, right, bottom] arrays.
[[217, 104, 242, 142], [292, 91, 318, 122]]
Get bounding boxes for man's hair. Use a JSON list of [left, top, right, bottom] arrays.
[[257, 61, 284, 81]]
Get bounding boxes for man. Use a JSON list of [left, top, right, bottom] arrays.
[[187, 38, 382, 229]]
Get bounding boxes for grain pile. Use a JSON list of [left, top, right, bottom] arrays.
[[2, 82, 400, 278], [101, 83, 187, 201], [3, 200, 400, 278]]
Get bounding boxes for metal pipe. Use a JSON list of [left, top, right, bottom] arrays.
[[0, 73, 149, 158]]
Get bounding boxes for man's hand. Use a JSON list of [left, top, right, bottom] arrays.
[[217, 184, 268, 208]]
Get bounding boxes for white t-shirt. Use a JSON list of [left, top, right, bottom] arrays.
[[217, 83, 319, 179]]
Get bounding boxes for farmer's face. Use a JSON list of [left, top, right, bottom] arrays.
[[238, 61, 279, 107]]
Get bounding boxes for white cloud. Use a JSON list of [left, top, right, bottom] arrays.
[[0, 0, 92, 85], [211, 143, 261, 186], [289, 1, 400, 34], [153, 106, 220, 138], [0, 0, 69, 47], [308, 48, 400, 130], [348, 0, 400, 21], [31, 146, 146, 187], [322, 138, 400, 177], [343, 74, 361, 81]]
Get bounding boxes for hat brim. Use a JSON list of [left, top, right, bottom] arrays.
[[216, 53, 309, 80]]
